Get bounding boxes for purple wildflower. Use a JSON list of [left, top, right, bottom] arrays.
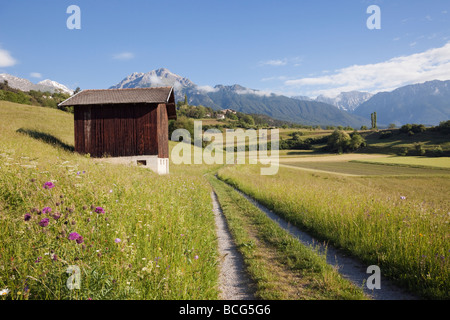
[[114, 238, 121, 243], [95, 207, 105, 214], [194, 255, 199, 260], [68, 232, 84, 244], [52, 213, 61, 220], [43, 182, 55, 189], [24, 213, 31, 221], [38, 218, 49, 227], [42, 207, 52, 214], [400, 196, 406, 200], [68, 232, 81, 240]]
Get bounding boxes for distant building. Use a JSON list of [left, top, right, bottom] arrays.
[[219, 108, 237, 115], [217, 114, 226, 120], [58, 87, 177, 174]]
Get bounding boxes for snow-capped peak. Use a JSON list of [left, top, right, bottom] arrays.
[[38, 79, 74, 95]]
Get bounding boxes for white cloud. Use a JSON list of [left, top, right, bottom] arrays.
[[112, 52, 135, 60], [235, 88, 277, 97], [284, 42, 450, 97], [260, 76, 288, 82], [197, 85, 219, 93], [0, 47, 17, 67], [259, 56, 303, 67], [260, 59, 287, 66], [30, 72, 42, 79]]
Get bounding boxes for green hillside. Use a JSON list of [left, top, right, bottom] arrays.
[[0, 101, 219, 300]]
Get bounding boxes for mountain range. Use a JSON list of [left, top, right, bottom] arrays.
[[0, 73, 73, 95], [314, 92, 374, 112], [2, 69, 449, 127], [111, 68, 450, 126], [353, 80, 450, 126], [110, 68, 370, 127]]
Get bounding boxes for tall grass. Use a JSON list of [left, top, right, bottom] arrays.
[[218, 165, 450, 299], [209, 175, 367, 300], [0, 101, 219, 300]]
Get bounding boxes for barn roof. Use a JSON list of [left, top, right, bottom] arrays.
[[58, 87, 176, 119], [59, 87, 174, 106]]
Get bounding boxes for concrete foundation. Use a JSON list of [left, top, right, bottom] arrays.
[[98, 156, 169, 175]]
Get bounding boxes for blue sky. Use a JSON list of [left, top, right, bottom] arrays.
[[0, 0, 449, 98]]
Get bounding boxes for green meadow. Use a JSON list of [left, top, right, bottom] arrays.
[[217, 163, 450, 299], [0, 101, 218, 299], [1, 100, 449, 300]]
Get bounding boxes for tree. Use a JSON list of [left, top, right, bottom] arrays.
[[327, 130, 351, 154], [414, 142, 425, 156], [291, 131, 304, 141], [168, 116, 194, 141], [400, 124, 413, 133], [73, 87, 81, 95], [371, 112, 377, 129], [374, 112, 377, 129], [349, 132, 366, 150], [437, 120, 450, 134], [360, 125, 368, 130], [389, 123, 396, 129], [184, 94, 188, 106], [241, 115, 255, 126]]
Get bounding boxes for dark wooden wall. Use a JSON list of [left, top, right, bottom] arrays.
[[74, 103, 169, 158]]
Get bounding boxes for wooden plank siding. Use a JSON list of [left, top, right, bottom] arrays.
[[73, 103, 165, 158], [158, 103, 169, 159]]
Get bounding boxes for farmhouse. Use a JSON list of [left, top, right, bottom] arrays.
[[58, 87, 177, 174]]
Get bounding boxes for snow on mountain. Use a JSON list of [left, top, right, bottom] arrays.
[[37, 79, 73, 95], [110, 68, 196, 101], [315, 91, 373, 112], [109, 68, 370, 127], [0, 73, 73, 94], [353, 80, 450, 126]]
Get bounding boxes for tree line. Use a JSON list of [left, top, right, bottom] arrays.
[[0, 80, 72, 112]]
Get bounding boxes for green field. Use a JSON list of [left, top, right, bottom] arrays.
[[360, 129, 450, 155], [1, 100, 449, 300], [0, 101, 368, 300], [218, 163, 450, 299], [353, 156, 450, 169], [281, 160, 450, 176], [0, 101, 219, 300]]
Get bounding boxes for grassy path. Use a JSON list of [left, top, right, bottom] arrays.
[[214, 176, 420, 300], [211, 191, 255, 300], [208, 174, 367, 300]]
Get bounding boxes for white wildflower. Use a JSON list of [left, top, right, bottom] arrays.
[[0, 288, 10, 296]]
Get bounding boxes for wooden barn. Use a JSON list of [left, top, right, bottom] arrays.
[[58, 87, 177, 174]]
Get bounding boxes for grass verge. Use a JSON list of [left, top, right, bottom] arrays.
[[208, 175, 367, 300]]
